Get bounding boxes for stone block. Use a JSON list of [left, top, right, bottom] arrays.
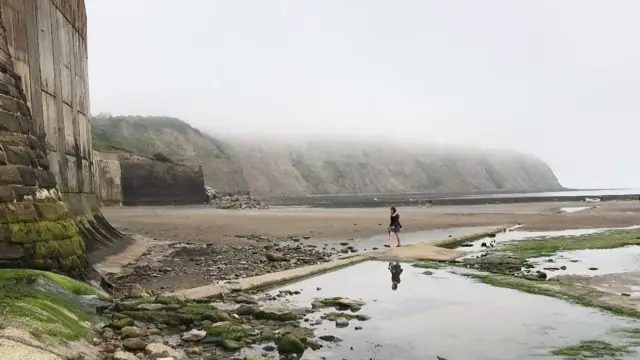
[[0, 94, 18, 113], [26, 136, 39, 150], [27, 235, 86, 260], [0, 202, 38, 223], [0, 165, 22, 185], [0, 110, 20, 133], [4, 145, 31, 166], [36, 169, 57, 188], [10, 185, 36, 201], [16, 165, 37, 186], [0, 185, 14, 202], [33, 150, 50, 170], [33, 202, 69, 221], [0, 241, 25, 259], [0, 81, 20, 99], [5, 218, 79, 244], [0, 131, 28, 147]]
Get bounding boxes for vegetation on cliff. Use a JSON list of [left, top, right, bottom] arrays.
[[91, 114, 563, 196]]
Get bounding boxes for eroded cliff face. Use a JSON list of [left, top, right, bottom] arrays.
[[230, 140, 563, 196], [91, 116, 562, 197]]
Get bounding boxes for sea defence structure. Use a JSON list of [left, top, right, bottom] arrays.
[[0, 0, 125, 277], [92, 151, 122, 206]]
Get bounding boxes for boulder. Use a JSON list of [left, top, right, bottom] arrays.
[[181, 329, 206, 342], [276, 334, 305, 355], [122, 338, 147, 351]]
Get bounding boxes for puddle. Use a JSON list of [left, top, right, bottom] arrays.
[[529, 246, 640, 278], [252, 261, 639, 360], [559, 206, 593, 213], [287, 226, 497, 253]]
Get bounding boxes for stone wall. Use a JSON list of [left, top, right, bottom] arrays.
[[119, 154, 206, 206], [0, 0, 126, 277], [92, 151, 122, 206]]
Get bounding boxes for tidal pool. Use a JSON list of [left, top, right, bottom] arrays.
[[260, 261, 640, 360], [529, 246, 640, 278]]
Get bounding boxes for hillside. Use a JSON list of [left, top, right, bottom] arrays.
[[91, 115, 248, 192], [90, 116, 563, 196]]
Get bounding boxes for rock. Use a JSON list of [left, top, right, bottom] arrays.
[[112, 318, 135, 329], [245, 356, 267, 360], [221, 339, 243, 351], [318, 335, 342, 343], [123, 338, 147, 352], [129, 284, 148, 298], [277, 334, 305, 355], [263, 345, 276, 352], [145, 343, 182, 359], [121, 326, 144, 339], [182, 329, 206, 342], [91, 337, 101, 346], [355, 326, 363, 330], [186, 347, 203, 355], [422, 270, 434, 275], [306, 340, 323, 350], [589, 267, 598, 271], [459, 242, 474, 247], [137, 303, 167, 311], [155, 294, 186, 305], [349, 304, 362, 312], [236, 304, 259, 316], [113, 351, 139, 360], [266, 253, 288, 262], [335, 318, 349, 328], [356, 314, 371, 321], [560, 266, 567, 270], [622, 293, 632, 297]]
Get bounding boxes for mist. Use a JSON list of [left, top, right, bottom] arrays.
[[86, 0, 640, 189]]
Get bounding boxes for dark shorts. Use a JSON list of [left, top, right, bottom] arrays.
[[389, 225, 401, 233]]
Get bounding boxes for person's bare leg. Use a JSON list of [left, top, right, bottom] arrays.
[[395, 232, 401, 246]]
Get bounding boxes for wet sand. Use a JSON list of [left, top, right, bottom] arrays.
[[102, 201, 640, 246]]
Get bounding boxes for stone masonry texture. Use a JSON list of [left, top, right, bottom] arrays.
[[0, 1, 127, 277]]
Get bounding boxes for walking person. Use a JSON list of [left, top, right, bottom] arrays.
[[385, 206, 402, 247]]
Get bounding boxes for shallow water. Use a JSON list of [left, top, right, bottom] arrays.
[[529, 246, 640, 277], [559, 206, 592, 213], [260, 261, 639, 360], [291, 226, 496, 252]]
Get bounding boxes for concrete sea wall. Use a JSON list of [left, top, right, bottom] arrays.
[[0, 0, 125, 277], [119, 154, 206, 206], [92, 151, 122, 206]]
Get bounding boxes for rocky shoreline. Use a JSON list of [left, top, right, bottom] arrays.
[[98, 285, 370, 360], [106, 236, 347, 295]]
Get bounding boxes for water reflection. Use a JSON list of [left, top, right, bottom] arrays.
[[389, 262, 403, 291]]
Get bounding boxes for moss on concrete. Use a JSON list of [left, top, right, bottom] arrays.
[[0, 269, 105, 341], [7, 218, 79, 244]]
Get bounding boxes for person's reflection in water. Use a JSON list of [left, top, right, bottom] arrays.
[[388, 262, 403, 290]]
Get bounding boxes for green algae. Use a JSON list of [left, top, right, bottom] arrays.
[[550, 340, 632, 359], [0, 269, 105, 341], [7, 218, 79, 244]]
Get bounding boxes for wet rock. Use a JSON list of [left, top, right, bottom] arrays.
[[277, 334, 305, 355], [112, 317, 135, 329], [129, 284, 148, 298], [422, 270, 434, 275], [234, 295, 259, 304], [266, 253, 288, 262], [244, 356, 266, 360], [186, 346, 203, 356], [155, 294, 186, 305], [263, 345, 276, 352], [221, 339, 243, 351], [306, 339, 323, 350], [560, 266, 567, 270], [319, 335, 342, 343], [101, 327, 116, 340], [145, 343, 182, 359], [356, 314, 371, 321], [181, 329, 206, 342], [569, 259, 579, 263], [459, 243, 474, 247], [236, 304, 259, 316], [589, 267, 598, 271], [137, 303, 167, 311], [123, 338, 147, 352], [121, 326, 144, 339], [335, 318, 349, 328], [622, 293, 632, 297], [254, 310, 298, 321], [355, 326, 363, 330], [113, 350, 139, 360]]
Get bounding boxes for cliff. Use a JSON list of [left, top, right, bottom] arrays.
[[91, 116, 563, 197], [92, 115, 247, 193]]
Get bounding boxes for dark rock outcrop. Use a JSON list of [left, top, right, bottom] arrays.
[[119, 154, 206, 206]]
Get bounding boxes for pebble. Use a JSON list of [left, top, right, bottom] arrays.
[[335, 318, 349, 328]]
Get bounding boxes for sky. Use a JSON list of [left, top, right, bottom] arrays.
[[86, 0, 640, 189]]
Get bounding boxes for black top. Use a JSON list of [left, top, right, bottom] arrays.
[[389, 213, 401, 228]]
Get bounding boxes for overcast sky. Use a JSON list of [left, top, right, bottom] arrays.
[[86, 0, 639, 189]]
